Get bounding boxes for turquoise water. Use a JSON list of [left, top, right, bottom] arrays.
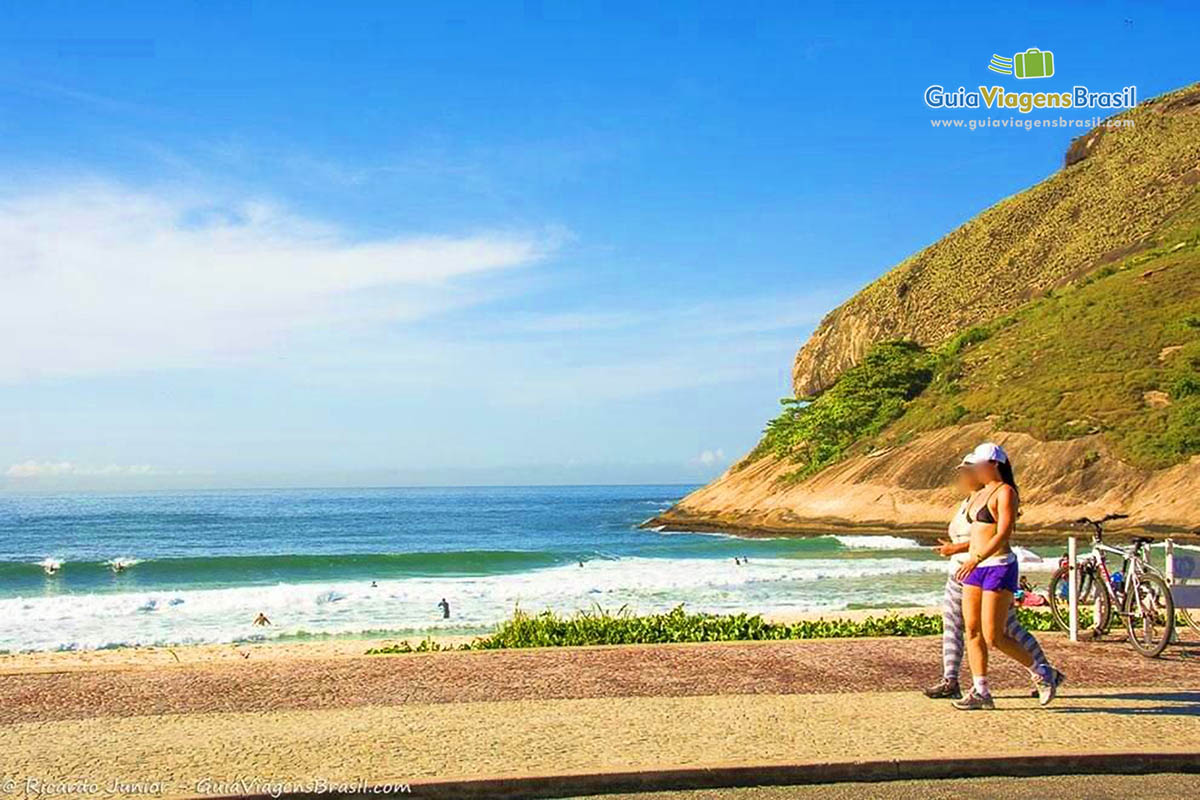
[[0, 485, 959, 652]]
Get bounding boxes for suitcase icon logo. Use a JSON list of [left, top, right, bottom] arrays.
[[988, 48, 1055, 79]]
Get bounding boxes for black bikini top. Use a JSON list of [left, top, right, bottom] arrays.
[[966, 485, 1001, 525]]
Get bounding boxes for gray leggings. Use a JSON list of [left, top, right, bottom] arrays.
[[941, 573, 1046, 681]]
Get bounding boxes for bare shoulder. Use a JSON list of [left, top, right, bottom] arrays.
[[994, 484, 1019, 509]]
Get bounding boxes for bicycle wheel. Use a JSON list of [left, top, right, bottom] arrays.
[[1048, 564, 1109, 633], [1124, 571, 1175, 658]]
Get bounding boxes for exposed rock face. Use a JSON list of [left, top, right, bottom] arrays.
[[791, 84, 1200, 397], [654, 424, 1200, 542]]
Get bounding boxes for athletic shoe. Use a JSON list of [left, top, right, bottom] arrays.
[[952, 689, 995, 711], [1035, 669, 1061, 707], [922, 678, 962, 699], [1028, 666, 1066, 698]]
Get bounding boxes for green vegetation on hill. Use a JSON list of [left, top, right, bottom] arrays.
[[750, 341, 936, 481], [792, 83, 1200, 397], [759, 85, 1200, 477], [886, 228, 1200, 469], [755, 229, 1200, 475]]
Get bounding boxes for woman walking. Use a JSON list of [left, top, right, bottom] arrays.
[[951, 443, 1062, 710], [923, 449, 1057, 700]]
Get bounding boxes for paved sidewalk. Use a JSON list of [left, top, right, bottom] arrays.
[[3, 687, 1198, 798], [4, 634, 1198, 724], [3, 637, 1197, 798]]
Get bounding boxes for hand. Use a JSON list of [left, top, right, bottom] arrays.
[[955, 556, 979, 582], [936, 538, 956, 558]]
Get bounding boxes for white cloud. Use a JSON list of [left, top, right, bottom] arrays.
[[5, 460, 167, 478], [0, 181, 556, 380], [696, 448, 726, 466]]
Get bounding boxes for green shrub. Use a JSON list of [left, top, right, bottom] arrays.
[[1162, 397, 1200, 457], [367, 605, 1063, 654], [1172, 373, 1200, 398], [757, 340, 936, 480]]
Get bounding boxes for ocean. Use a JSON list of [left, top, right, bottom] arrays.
[[0, 485, 966, 653]]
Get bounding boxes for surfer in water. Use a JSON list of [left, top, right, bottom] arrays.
[[438, 598, 451, 619], [253, 612, 272, 626]]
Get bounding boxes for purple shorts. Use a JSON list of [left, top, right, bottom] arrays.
[[962, 559, 1019, 593]]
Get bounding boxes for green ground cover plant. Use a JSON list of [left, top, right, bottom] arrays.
[[365, 604, 1058, 654]]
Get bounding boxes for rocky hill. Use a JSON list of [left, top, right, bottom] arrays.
[[793, 86, 1200, 397], [655, 83, 1200, 540]]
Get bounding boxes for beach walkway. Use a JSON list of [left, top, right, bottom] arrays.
[[2, 635, 1198, 798]]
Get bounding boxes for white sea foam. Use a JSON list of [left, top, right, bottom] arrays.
[[37, 557, 63, 574], [1012, 545, 1044, 564], [0, 554, 948, 652], [831, 535, 923, 550]]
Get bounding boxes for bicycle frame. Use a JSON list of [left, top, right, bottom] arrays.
[[1058, 536, 1154, 617], [1052, 514, 1177, 656]]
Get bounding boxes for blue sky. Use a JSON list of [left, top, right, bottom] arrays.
[[1, 1, 1195, 489]]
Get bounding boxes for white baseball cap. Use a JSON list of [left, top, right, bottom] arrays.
[[957, 442, 1009, 467]]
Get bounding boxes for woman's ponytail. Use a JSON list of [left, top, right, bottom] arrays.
[[996, 460, 1019, 498]]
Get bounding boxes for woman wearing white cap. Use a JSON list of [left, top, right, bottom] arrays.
[[950, 443, 1062, 710], [923, 448, 1056, 701]]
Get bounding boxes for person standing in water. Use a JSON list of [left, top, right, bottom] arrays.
[[438, 598, 450, 619], [923, 449, 1058, 700], [952, 443, 1062, 710]]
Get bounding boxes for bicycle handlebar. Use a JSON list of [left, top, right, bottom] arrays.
[[1074, 512, 1129, 526], [1073, 512, 1129, 539]]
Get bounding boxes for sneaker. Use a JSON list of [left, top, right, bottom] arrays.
[[923, 678, 962, 699], [1028, 666, 1066, 698], [1035, 668, 1062, 707], [952, 689, 995, 710]]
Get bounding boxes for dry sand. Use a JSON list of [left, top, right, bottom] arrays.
[[0, 607, 944, 674]]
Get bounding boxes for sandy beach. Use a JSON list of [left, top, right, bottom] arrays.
[[0, 606, 944, 673]]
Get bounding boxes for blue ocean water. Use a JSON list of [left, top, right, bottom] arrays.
[[0, 485, 954, 652]]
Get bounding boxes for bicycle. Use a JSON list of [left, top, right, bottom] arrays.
[[1046, 513, 1176, 658]]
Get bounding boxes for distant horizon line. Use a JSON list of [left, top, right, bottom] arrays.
[[0, 481, 702, 496]]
